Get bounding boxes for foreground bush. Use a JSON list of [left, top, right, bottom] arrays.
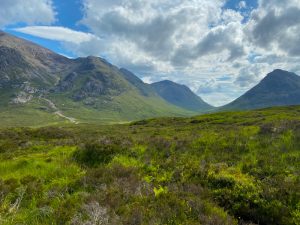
[[73, 142, 119, 167]]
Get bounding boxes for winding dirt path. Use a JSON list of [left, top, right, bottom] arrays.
[[42, 98, 79, 124]]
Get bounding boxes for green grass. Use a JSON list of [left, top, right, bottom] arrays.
[[48, 90, 196, 123], [0, 89, 196, 127], [0, 105, 299, 224], [0, 146, 84, 224]]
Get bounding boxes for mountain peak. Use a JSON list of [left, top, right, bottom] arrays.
[[155, 80, 179, 85], [153, 80, 189, 91], [151, 80, 214, 112], [272, 69, 287, 73], [261, 69, 300, 87], [263, 69, 300, 81], [265, 69, 291, 78], [223, 69, 300, 110]]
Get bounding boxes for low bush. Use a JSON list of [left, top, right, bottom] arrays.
[[73, 142, 119, 167]]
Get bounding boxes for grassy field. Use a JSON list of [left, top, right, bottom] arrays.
[[0, 90, 197, 127], [0, 106, 299, 224]]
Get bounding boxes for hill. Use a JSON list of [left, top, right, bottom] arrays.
[[222, 69, 300, 110], [0, 105, 299, 224], [151, 80, 214, 112], [0, 31, 199, 126]]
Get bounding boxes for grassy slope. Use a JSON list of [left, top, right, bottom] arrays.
[[0, 90, 196, 127], [0, 100, 69, 128], [0, 106, 299, 224], [50, 90, 196, 123]]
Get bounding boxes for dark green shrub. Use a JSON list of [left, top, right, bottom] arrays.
[[209, 177, 235, 189], [73, 142, 119, 167], [31, 127, 72, 139], [130, 119, 149, 126]]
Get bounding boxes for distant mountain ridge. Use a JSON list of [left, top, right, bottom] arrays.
[[0, 31, 209, 126], [222, 69, 300, 110], [119, 68, 155, 97], [151, 80, 214, 112], [1, 31, 300, 126]]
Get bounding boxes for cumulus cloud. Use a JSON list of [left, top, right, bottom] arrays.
[[172, 21, 245, 66], [247, 0, 300, 56], [81, 0, 231, 67], [14, 26, 103, 57], [0, 0, 55, 27]]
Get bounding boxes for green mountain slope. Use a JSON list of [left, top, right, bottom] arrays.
[[0, 31, 197, 126], [151, 80, 214, 112], [222, 69, 300, 110], [119, 68, 155, 97]]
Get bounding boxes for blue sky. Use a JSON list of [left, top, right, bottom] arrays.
[[1, 0, 300, 106]]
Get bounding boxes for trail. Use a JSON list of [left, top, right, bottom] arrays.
[[42, 98, 79, 124]]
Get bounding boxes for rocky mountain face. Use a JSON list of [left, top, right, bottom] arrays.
[[222, 69, 300, 110], [0, 31, 72, 88], [151, 80, 214, 112], [54, 57, 131, 102]]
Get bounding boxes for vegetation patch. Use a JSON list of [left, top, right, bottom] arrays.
[[0, 106, 299, 224]]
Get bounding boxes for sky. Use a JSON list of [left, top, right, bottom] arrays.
[[1, 0, 300, 106]]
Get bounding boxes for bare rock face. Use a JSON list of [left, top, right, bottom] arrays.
[[56, 72, 78, 92], [0, 31, 75, 90], [11, 91, 33, 104], [0, 46, 28, 70], [0, 46, 31, 86], [10, 82, 38, 104], [22, 82, 38, 94], [0, 31, 71, 73]]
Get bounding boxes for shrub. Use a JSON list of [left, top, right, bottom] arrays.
[[73, 142, 119, 167]]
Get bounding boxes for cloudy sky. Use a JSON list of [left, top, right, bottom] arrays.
[[1, 0, 300, 106]]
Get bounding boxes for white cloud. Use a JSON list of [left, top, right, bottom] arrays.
[[14, 26, 103, 57], [247, 0, 300, 56], [141, 76, 154, 84], [0, 0, 55, 27], [15, 26, 98, 44], [81, 0, 227, 64], [238, 1, 247, 9]]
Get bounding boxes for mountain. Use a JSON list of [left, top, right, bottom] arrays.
[[0, 31, 200, 126], [119, 68, 156, 97], [222, 69, 300, 110], [151, 80, 214, 112], [0, 30, 72, 88]]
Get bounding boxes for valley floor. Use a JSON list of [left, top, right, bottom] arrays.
[[0, 106, 299, 225]]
